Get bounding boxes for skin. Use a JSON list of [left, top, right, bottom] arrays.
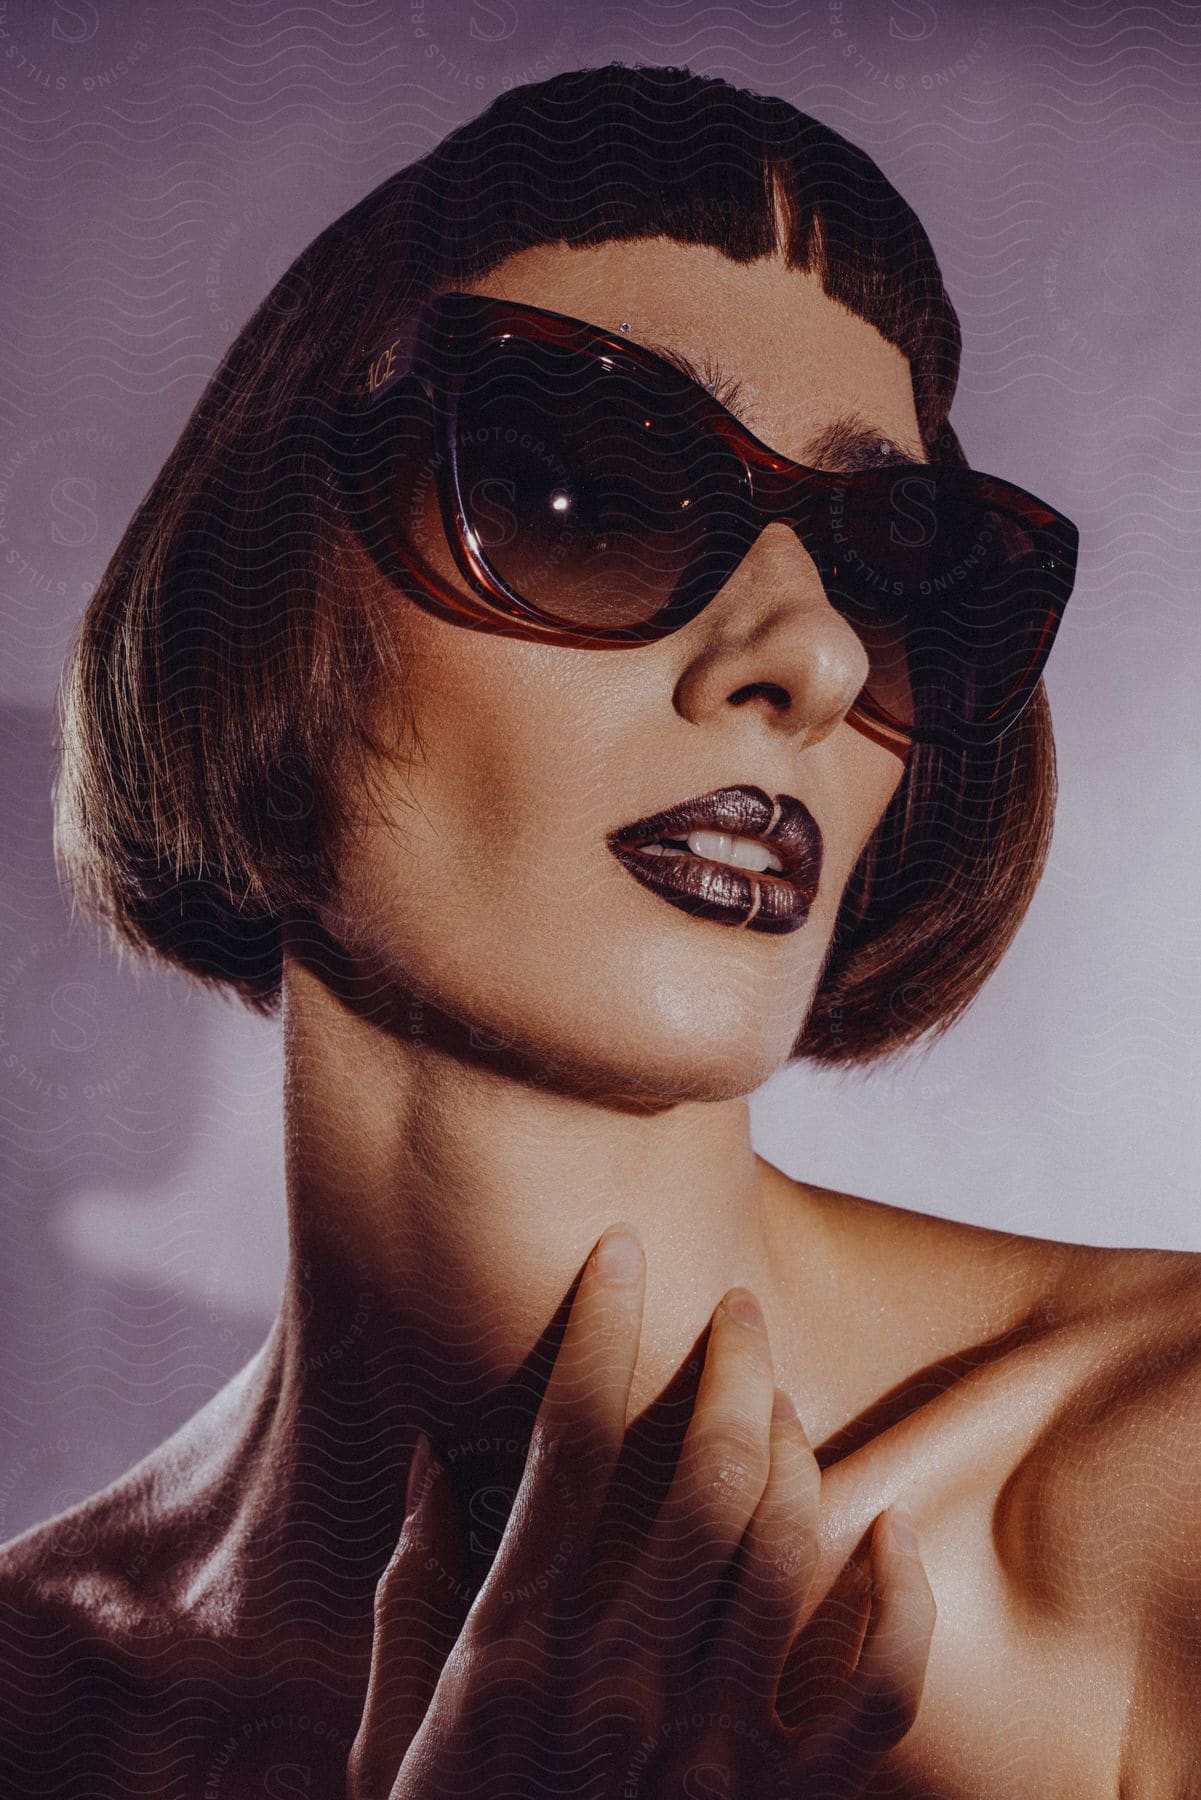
[[2, 238, 1200, 1796]]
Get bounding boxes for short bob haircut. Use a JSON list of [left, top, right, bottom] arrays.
[[54, 61, 1055, 1070]]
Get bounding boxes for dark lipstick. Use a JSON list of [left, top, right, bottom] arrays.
[[605, 785, 823, 935]]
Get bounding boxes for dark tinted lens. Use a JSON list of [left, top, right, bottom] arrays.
[[451, 337, 750, 632], [819, 468, 1071, 734]]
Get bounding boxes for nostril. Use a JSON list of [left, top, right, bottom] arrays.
[[730, 681, 791, 708]]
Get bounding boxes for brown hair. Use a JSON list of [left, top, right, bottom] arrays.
[[53, 61, 1055, 1069]]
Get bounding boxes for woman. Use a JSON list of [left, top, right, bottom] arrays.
[[1, 60, 1196, 1798]]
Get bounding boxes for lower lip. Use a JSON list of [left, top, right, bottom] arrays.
[[606, 844, 816, 935]]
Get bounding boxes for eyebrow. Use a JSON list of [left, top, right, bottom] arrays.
[[803, 412, 928, 472], [646, 341, 758, 429], [644, 342, 927, 471]]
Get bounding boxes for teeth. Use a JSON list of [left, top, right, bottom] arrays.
[[688, 830, 784, 873], [639, 830, 784, 874]]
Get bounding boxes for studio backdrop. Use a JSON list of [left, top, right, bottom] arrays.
[[1, 0, 1197, 1539]]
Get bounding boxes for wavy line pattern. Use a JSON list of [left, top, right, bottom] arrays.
[[1, 3, 1200, 1794]]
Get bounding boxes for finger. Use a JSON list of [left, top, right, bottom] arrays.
[[347, 1437, 472, 1800], [465, 1224, 645, 1644], [703, 1385, 821, 1708], [636, 1288, 775, 1678], [793, 1506, 936, 1793]]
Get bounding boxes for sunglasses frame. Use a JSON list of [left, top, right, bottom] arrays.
[[337, 290, 1079, 751]]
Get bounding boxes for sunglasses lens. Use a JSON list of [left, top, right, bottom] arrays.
[[819, 469, 1074, 738], [358, 302, 1075, 739], [451, 337, 750, 633]]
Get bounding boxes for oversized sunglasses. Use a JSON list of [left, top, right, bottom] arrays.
[[335, 291, 1079, 750]]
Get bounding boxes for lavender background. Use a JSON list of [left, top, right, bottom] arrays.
[[1, 0, 1199, 1541]]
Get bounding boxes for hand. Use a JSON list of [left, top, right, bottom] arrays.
[[347, 1226, 936, 1798]]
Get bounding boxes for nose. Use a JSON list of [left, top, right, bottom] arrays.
[[671, 520, 872, 750]]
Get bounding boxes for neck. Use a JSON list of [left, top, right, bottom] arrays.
[[211, 937, 832, 1662]]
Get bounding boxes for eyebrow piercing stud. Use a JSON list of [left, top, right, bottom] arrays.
[[619, 322, 631, 333]]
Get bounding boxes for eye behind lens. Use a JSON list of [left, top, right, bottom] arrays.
[[449, 344, 751, 630]]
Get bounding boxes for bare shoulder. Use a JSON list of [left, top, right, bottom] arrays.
[[1002, 1236, 1201, 1774], [767, 1151, 1201, 1338], [1039, 1233, 1201, 1479], [867, 1193, 1201, 1779], [766, 1167, 1201, 1785], [0, 1357, 278, 1794], [0, 1512, 266, 1799], [1050, 1236, 1201, 1551], [0, 1497, 149, 1791]]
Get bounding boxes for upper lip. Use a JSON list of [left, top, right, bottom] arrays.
[[607, 785, 823, 892]]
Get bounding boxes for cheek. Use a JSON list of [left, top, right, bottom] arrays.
[[338, 622, 625, 925], [404, 644, 605, 850], [806, 720, 911, 896]]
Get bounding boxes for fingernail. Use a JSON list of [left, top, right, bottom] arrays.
[[771, 1386, 796, 1423], [405, 1430, 431, 1516], [889, 1504, 920, 1559], [595, 1226, 642, 1283], [723, 1288, 763, 1331]]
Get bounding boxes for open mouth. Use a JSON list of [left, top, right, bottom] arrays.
[[636, 830, 786, 875], [606, 786, 822, 935]]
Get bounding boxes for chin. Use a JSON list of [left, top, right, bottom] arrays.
[[545, 922, 819, 1104], [508, 1036, 790, 1110], [456, 980, 807, 1109], [322, 878, 817, 1104]]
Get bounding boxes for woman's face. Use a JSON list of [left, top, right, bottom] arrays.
[[326, 238, 923, 1103]]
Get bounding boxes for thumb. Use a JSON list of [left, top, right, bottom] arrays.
[[347, 1435, 472, 1798]]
